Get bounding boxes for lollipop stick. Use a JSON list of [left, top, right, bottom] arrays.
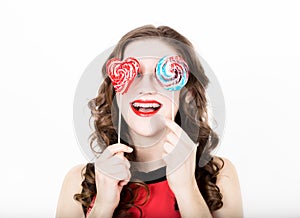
[[171, 76, 175, 121], [172, 90, 174, 121], [118, 94, 122, 144]]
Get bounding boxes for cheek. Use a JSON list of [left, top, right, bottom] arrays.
[[116, 91, 133, 108], [115, 94, 133, 121]]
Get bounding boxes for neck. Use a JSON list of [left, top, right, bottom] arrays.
[[129, 128, 168, 172]]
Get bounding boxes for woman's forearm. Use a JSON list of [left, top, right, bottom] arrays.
[[86, 201, 115, 218], [174, 182, 212, 218]]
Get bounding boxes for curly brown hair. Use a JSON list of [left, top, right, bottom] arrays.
[[74, 25, 224, 217]]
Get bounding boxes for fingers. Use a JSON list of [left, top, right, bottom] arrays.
[[119, 170, 131, 187], [161, 118, 198, 176], [162, 117, 197, 147], [108, 164, 131, 180], [163, 117, 183, 138], [119, 156, 130, 169], [106, 143, 133, 157], [96, 165, 131, 184], [165, 131, 179, 146], [162, 142, 174, 159], [119, 181, 129, 187], [95, 143, 132, 181], [107, 155, 130, 169], [163, 142, 174, 153], [99, 143, 132, 160], [96, 159, 131, 181]]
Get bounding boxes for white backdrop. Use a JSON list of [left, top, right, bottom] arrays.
[[0, 0, 299, 217]]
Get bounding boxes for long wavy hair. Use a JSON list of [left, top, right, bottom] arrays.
[[74, 25, 224, 217]]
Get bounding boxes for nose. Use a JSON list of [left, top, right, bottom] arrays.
[[137, 74, 158, 95]]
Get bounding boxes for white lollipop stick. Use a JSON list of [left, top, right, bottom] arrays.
[[118, 95, 122, 144], [172, 89, 174, 121]]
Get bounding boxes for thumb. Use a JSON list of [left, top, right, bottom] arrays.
[[119, 180, 129, 187], [114, 145, 133, 159], [115, 151, 124, 159]]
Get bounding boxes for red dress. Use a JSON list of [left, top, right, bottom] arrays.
[[86, 167, 181, 218]]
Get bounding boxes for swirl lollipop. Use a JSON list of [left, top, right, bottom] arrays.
[[106, 57, 140, 94], [106, 57, 140, 143], [156, 55, 189, 120], [155, 55, 189, 91]]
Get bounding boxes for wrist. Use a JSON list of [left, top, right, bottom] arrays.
[[87, 198, 116, 218]]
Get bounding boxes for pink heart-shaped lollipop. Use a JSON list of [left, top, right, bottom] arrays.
[[106, 57, 140, 94]]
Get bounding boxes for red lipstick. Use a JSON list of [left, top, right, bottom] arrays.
[[130, 100, 162, 117]]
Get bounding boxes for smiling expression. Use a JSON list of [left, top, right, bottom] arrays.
[[130, 99, 162, 117], [114, 39, 182, 137]]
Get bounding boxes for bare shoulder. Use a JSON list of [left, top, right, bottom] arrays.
[[56, 164, 87, 218], [212, 156, 244, 218], [213, 156, 240, 193], [59, 164, 87, 193], [214, 156, 239, 179], [65, 164, 87, 183]]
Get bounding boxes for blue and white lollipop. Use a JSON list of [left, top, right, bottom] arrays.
[[155, 55, 189, 91]]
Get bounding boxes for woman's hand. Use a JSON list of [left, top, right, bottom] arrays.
[[161, 118, 198, 194], [161, 119, 214, 217], [94, 143, 133, 211]]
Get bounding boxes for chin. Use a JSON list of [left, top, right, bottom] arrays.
[[128, 122, 162, 137]]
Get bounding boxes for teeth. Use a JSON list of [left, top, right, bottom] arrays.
[[132, 102, 160, 108]]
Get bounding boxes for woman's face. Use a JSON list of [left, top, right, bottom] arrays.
[[115, 39, 180, 138]]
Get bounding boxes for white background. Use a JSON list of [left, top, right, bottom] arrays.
[[0, 0, 299, 217]]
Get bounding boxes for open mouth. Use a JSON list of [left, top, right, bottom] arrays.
[[130, 100, 162, 117]]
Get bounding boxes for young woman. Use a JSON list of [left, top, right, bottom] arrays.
[[56, 25, 243, 218]]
